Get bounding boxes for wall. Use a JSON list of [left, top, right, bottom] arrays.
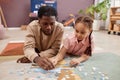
[[0, 0, 93, 27], [0, 16, 1, 25], [0, 0, 30, 27], [57, 0, 94, 22]]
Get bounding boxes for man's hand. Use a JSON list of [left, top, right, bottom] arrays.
[[34, 56, 55, 70], [17, 56, 32, 63]]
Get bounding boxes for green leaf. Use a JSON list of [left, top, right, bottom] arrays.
[[101, 14, 107, 20]]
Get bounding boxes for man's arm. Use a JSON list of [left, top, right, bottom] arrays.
[[24, 25, 38, 62]]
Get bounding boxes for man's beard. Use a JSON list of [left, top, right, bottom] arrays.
[[42, 29, 53, 35]]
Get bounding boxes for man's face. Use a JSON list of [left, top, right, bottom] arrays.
[[39, 16, 56, 35]]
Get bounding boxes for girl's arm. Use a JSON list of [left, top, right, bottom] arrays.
[[49, 46, 67, 66], [70, 53, 90, 67], [55, 46, 67, 62], [77, 53, 90, 62]]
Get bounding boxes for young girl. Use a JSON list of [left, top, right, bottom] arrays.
[[50, 16, 94, 67]]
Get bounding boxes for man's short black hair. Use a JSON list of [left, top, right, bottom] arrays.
[[38, 6, 57, 18]]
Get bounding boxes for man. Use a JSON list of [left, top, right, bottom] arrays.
[[17, 6, 64, 70]]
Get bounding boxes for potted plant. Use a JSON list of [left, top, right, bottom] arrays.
[[79, 0, 110, 30]]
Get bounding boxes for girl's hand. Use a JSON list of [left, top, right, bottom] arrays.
[[70, 58, 80, 67], [49, 57, 58, 66]]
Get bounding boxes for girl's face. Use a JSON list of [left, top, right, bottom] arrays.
[[74, 22, 90, 41]]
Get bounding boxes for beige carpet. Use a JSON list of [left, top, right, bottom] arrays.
[[0, 43, 24, 56]]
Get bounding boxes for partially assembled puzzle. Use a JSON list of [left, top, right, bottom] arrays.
[[0, 56, 109, 80]]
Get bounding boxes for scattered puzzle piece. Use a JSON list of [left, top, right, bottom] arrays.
[[57, 69, 81, 80], [25, 77, 39, 80], [57, 60, 66, 65]]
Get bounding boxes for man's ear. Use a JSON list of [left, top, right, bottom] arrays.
[[38, 18, 41, 24]]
